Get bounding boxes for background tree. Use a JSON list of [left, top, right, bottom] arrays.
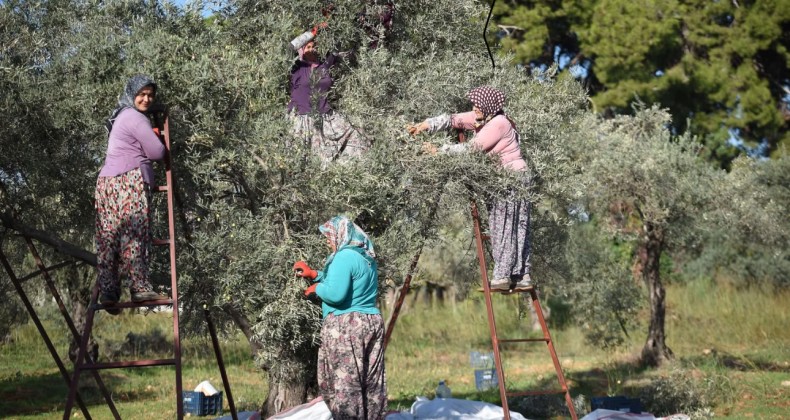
[[688, 153, 790, 288], [493, 0, 790, 167], [570, 105, 725, 366]]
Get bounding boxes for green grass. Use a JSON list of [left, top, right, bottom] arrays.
[[2, 281, 789, 419], [0, 310, 263, 419]]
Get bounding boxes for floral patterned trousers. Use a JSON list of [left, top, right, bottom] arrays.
[[290, 112, 370, 168], [318, 312, 387, 420], [95, 168, 153, 296], [489, 193, 532, 281]]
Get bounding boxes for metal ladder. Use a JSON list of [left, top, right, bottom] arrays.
[[462, 132, 578, 420], [62, 110, 184, 419], [0, 237, 120, 420]]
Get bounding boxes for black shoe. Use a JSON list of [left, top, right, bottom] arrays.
[[131, 290, 161, 303], [100, 291, 121, 315]]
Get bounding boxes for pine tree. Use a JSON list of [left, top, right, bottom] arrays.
[[493, 0, 790, 167]]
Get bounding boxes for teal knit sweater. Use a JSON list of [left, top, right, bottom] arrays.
[[314, 247, 380, 319]]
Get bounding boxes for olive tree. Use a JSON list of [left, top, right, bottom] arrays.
[[2, 0, 592, 415], [570, 105, 725, 366]]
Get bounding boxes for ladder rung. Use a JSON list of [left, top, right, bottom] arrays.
[[507, 389, 568, 397], [154, 185, 169, 193], [92, 298, 174, 311], [18, 260, 75, 283], [476, 286, 535, 294], [152, 238, 171, 246], [500, 338, 549, 343], [83, 358, 176, 370], [481, 234, 490, 241]]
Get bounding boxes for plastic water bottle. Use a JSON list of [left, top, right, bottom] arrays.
[[435, 380, 452, 399]]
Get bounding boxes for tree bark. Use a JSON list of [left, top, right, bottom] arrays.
[[639, 223, 674, 367], [261, 374, 312, 418], [222, 304, 263, 356], [0, 212, 96, 266]]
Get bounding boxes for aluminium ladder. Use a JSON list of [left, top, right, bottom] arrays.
[[62, 109, 184, 419], [461, 131, 577, 420]]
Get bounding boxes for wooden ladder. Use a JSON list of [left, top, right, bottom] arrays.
[[62, 110, 184, 419]]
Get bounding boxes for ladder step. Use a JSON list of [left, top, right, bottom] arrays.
[[92, 298, 174, 311], [500, 338, 550, 344], [83, 358, 176, 370], [154, 185, 169, 193], [476, 286, 535, 294], [152, 238, 171, 246], [481, 234, 490, 241], [507, 389, 568, 397]]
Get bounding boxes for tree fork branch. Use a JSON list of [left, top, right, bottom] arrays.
[[222, 303, 262, 356], [0, 211, 96, 266]]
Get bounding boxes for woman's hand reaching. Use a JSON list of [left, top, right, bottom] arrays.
[[406, 121, 429, 136], [421, 143, 438, 155]]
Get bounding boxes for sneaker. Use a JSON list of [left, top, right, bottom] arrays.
[[489, 278, 512, 291], [99, 291, 121, 315], [512, 274, 532, 290], [131, 290, 162, 303]]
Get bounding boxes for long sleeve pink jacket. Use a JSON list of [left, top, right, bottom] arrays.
[[430, 111, 527, 172]]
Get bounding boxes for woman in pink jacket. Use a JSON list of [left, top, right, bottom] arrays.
[[408, 86, 531, 291]]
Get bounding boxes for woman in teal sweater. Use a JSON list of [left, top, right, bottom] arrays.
[[293, 215, 387, 419]]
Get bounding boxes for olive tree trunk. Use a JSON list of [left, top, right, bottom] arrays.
[[639, 223, 674, 366]]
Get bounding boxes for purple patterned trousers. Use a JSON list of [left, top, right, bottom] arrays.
[[318, 312, 387, 419]]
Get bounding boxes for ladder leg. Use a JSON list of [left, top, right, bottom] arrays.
[[470, 202, 511, 419], [530, 289, 577, 420], [0, 251, 94, 420], [163, 116, 184, 419], [205, 309, 238, 420], [24, 238, 120, 419], [63, 283, 100, 420]]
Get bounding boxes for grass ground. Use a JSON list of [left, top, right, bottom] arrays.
[[1, 280, 789, 419]]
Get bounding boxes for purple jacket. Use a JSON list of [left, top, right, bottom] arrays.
[[98, 108, 165, 185], [287, 53, 337, 115]]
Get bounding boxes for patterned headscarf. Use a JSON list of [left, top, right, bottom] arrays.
[[467, 86, 506, 117], [319, 215, 376, 265], [105, 74, 157, 135], [298, 44, 320, 68]]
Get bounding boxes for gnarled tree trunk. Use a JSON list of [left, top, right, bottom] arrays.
[[262, 375, 313, 417], [639, 223, 674, 366]]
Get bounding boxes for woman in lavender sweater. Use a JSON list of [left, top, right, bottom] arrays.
[[408, 86, 532, 291], [96, 75, 165, 311]]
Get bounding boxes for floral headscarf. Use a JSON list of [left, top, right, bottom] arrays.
[[467, 86, 506, 117], [319, 215, 376, 265], [105, 74, 157, 135]]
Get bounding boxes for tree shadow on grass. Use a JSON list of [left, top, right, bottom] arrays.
[[0, 368, 158, 417], [679, 352, 790, 373]]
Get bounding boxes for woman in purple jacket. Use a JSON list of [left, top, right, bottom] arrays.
[[287, 30, 369, 167], [96, 75, 165, 312]]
